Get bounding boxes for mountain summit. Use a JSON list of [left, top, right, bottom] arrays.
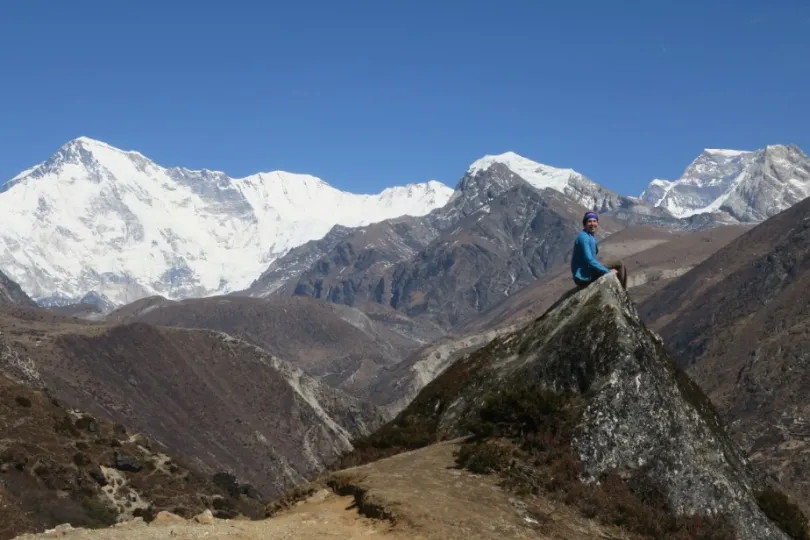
[[0, 137, 453, 305], [464, 151, 625, 212], [640, 145, 810, 222]]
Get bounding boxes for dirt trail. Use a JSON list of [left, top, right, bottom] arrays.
[[12, 440, 627, 540]]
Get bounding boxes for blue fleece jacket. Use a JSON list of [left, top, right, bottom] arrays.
[[571, 229, 610, 283]]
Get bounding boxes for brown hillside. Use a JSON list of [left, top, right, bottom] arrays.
[[0, 373, 264, 540], [0, 310, 384, 501], [106, 295, 442, 396], [639, 195, 810, 513]]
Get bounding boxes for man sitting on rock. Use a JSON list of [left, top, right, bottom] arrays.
[[571, 211, 627, 289]]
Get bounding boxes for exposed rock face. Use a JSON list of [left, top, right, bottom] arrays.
[[385, 185, 594, 328], [349, 275, 797, 539], [639, 194, 810, 513], [0, 270, 36, 307], [243, 225, 357, 297], [242, 162, 540, 302]]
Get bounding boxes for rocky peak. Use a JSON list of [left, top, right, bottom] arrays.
[[77, 290, 118, 313], [348, 274, 803, 539], [687, 148, 754, 182], [640, 144, 810, 223], [722, 144, 810, 222], [461, 152, 617, 210], [444, 162, 528, 219], [460, 151, 670, 223], [27, 137, 146, 180], [43, 137, 96, 169]]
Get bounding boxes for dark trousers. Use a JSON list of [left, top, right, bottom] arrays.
[[605, 259, 627, 290], [574, 259, 627, 290]]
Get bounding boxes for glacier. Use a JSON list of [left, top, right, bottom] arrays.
[[0, 137, 453, 306]]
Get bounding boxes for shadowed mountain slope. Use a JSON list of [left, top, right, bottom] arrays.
[[0, 270, 37, 308], [105, 295, 442, 396], [639, 195, 810, 513]]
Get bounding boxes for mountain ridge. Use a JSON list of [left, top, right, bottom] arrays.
[[0, 137, 453, 306], [640, 144, 810, 221], [241, 153, 727, 329], [3, 138, 807, 311]]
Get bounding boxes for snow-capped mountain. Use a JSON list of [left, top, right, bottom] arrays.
[[465, 151, 623, 211], [0, 137, 453, 305], [640, 145, 810, 222]]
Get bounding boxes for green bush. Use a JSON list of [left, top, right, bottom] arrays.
[[81, 496, 118, 527], [453, 441, 510, 474], [463, 381, 573, 441]]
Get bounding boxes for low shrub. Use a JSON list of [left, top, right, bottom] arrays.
[[453, 379, 737, 540], [80, 496, 119, 527], [756, 487, 810, 540], [15, 396, 32, 408]]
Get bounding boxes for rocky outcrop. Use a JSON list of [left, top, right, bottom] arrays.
[[345, 274, 803, 539]]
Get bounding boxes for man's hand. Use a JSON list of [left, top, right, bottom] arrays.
[[610, 269, 618, 274]]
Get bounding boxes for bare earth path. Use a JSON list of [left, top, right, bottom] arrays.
[[13, 441, 627, 540]]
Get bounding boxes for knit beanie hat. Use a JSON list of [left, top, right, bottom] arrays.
[[582, 211, 599, 226]]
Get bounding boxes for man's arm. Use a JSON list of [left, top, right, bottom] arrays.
[[581, 236, 610, 275]]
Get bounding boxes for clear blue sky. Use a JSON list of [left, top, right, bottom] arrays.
[[1, 0, 808, 196]]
